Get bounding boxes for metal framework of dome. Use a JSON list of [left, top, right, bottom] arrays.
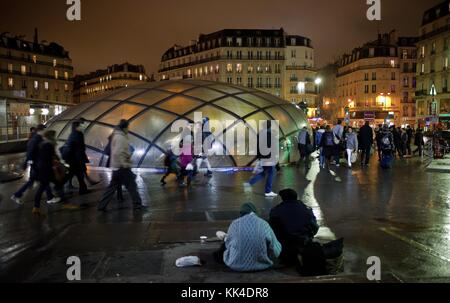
[[47, 80, 311, 168]]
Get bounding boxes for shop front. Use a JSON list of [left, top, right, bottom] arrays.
[[0, 92, 71, 143]]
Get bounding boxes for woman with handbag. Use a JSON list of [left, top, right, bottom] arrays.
[[33, 130, 64, 216]]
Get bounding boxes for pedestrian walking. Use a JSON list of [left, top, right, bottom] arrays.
[[98, 120, 145, 212], [33, 130, 65, 216], [345, 127, 358, 169], [332, 121, 344, 166], [244, 121, 278, 197], [11, 124, 52, 205], [359, 121, 374, 167], [319, 126, 335, 169]]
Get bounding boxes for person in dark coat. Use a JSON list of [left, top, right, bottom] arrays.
[[11, 125, 52, 205], [269, 189, 319, 265], [359, 121, 374, 166], [406, 126, 414, 156], [319, 126, 335, 169], [33, 130, 63, 216], [65, 121, 89, 195], [413, 128, 425, 157], [375, 125, 384, 161], [392, 126, 403, 158]]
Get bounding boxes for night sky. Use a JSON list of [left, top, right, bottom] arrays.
[[0, 0, 441, 76]]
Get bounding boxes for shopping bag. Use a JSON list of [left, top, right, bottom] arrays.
[[351, 152, 358, 164], [253, 160, 263, 175]]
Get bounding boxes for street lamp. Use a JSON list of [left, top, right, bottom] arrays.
[[314, 78, 322, 85]]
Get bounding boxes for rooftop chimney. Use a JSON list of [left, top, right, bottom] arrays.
[[34, 28, 39, 44]]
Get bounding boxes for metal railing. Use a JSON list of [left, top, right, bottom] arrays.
[[0, 126, 32, 143]]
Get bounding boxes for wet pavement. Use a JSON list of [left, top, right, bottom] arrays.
[[0, 153, 449, 283]]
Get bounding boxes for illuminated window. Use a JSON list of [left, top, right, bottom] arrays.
[[65, 84, 69, 91], [32, 55, 37, 63], [248, 65, 254, 73], [55, 70, 59, 79], [53, 59, 57, 67], [8, 63, 13, 73], [445, 57, 449, 70], [139, 74, 143, 81], [236, 38, 242, 47], [64, 72, 69, 80], [420, 46, 425, 58], [297, 82, 305, 94], [402, 50, 408, 59], [226, 64, 233, 73], [8, 77, 14, 88], [236, 63, 242, 73], [21, 65, 27, 75], [390, 60, 395, 68], [34, 80, 39, 90], [204, 66, 208, 75], [215, 65, 219, 73], [45, 82, 49, 90]]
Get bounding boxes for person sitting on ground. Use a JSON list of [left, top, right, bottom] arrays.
[[269, 189, 319, 266], [214, 202, 282, 272]]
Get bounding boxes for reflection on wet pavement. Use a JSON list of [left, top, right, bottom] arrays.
[[0, 154, 449, 282]]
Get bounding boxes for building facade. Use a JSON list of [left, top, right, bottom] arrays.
[[157, 29, 319, 117], [0, 31, 73, 141], [416, 0, 450, 130], [73, 63, 149, 103], [317, 63, 339, 125], [336, 31, 417, 128]]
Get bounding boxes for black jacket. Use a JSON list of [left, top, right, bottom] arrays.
[[26, 133, 44, 166], [359, 125, 374, 148], [37, 140, 57, 183], [269, 200, 319, 252], [66, 130, 89, 166]]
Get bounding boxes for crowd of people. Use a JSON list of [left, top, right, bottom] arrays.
[[297, 120, 429, 170], [10, 118, 147, 216]]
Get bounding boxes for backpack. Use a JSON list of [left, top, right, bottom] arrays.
[[59, 144, 71, 162], [381, 134, 391, 150], [324, 133, 334, 147]]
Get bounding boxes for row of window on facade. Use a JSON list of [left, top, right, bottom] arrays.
[[163, 48, 313, 70], [1, 50, 66, 68], [98, 74, 145, 84], [342, 48, 397, 65], [3, 62, 69, 80], [168, 36, 307, 59], [0, 76, 70, 92], [419, 40, 448, 58], [85, 84, 126, 95], [419, 56, 450, 74], [225, 76, 282, 89]]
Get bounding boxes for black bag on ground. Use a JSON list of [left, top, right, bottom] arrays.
[[296, 238, 344, 277]]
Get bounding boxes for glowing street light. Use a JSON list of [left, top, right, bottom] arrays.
[[315, 78, 322, 85]]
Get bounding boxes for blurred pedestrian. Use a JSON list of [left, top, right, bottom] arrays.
[[98, 120, 144, 211]]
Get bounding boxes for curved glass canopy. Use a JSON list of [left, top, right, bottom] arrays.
[[47, 80, 311, 168]]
